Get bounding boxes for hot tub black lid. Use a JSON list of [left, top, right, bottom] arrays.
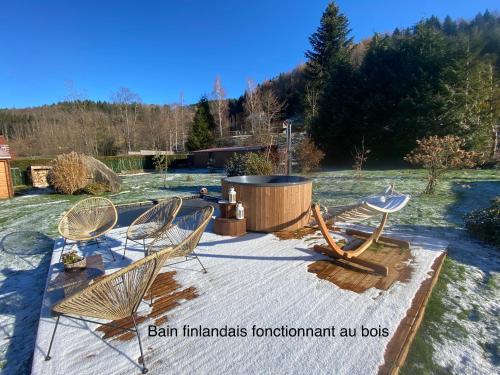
[[223, 175, 311, 187]]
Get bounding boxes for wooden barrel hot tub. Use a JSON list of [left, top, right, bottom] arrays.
[[221, 175, 312, 232]]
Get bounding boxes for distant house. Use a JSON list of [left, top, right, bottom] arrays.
[[192, 145, 272, 168], [0, 136, 14, 199], [128, 150, 175, 156]]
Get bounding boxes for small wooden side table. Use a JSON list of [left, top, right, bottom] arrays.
[[49, 254, 105, 298], [218, 200, 237, 218], [214, 217, 247, 236]]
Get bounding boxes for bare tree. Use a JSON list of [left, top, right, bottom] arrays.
[[260, 88, 286, 133], [305, 83, 320, 120], [244, 78, 261, 134], [244, 79, 286, 135], [179, 92, 186, 151], [64, 81, 101, 155], [352, 139, 370, 179], [2, 86, 200, 157], [212, 75, 229, 137], [111, 87, 141, 152]]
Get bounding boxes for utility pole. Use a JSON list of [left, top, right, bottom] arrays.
[[283, 120, 292, 175]]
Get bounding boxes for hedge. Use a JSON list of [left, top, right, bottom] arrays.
[[10, 154, 188, 186], [464, 197, 500, 248], [10, 167, 25, 186], [98, 155, 154, 172]]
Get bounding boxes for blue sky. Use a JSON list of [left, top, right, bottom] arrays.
[[0, 0, 498, 108]]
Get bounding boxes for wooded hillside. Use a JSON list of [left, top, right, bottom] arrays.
[[0, 5, 498, 161]]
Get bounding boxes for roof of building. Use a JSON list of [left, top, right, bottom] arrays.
[[0, 136, 11, 159], [192, 145, 269, 153]]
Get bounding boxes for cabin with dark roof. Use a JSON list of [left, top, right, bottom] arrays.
[[191, 145, 273, 168]]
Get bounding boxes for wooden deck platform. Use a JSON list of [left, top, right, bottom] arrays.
[[106, 240, 446, 375], [306, 238, 446, 375], [307, 242, 413, 293], [33, 225, 449, 375]]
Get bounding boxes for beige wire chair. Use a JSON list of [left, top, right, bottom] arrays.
[[44, 246, 177, 374], [122, 197, 182, 259], [146, 205, 214, 273], [58, 197, 118, 260]]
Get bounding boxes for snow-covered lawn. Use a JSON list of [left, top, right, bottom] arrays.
[[0, 168, 498, 374]]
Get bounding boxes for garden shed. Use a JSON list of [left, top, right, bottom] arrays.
[[0, 136, 14, 199]]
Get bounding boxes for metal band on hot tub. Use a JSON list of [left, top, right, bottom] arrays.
[[223, 175, 311, 187]]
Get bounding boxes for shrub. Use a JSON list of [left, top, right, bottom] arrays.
[[268, 148, 288, 175], [153, 154, 171, 188], [81, 182, 111, 195], [464, 197, 500, 248], [294, 136, 325, 173], [244, 152, 273, 175], [225, 152, 273, 176], [404, 135, 483, 194], [48, 152, 89, 194], [61, 250, 83, 265], [225, 153, 247, 177], [352, 139, 370, 179]]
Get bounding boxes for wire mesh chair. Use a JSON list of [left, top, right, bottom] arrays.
[[123, 197, 182, 258], [146, 205, 214, 273], [44, 246, 177, 374], [58, 197, 118, 260]]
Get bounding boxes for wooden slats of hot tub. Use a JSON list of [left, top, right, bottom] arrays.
[[222, 179, 312, 232]]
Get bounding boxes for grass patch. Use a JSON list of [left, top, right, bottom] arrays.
[[367, 242, 385, 252], [401, 257, 470, 373]]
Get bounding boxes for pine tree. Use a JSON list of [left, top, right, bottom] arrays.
[[306, 2, 354, 157], [443, 15, 457, 35], [305, 1, 352, 92], [186, 96, 215, 151]]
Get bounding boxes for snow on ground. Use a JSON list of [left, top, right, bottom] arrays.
[[0, 170, 220, 374], [430, 235, 499, 374], [31, 224, 446, 375], [0, 168, 498, 374]]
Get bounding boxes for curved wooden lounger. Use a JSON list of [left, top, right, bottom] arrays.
[[311, 185, 411, 276]]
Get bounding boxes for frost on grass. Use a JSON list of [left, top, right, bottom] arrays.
[[0, 169, 499, 374], [431, 239, 500, 373]]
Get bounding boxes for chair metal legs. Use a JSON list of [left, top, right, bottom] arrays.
[[45, 314, 61, 361], [132, 314, 148, 374], [123, 238, 147, 259], [59, 239, 67, 261], [191, 251, 207, 273], [101, 238, 116, 261], [45, 314, 148, 373], [122, 238, 128, 259]]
